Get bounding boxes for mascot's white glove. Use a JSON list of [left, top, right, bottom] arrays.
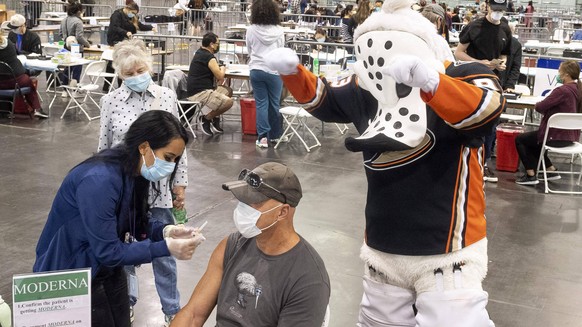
[[265, 47, 300, 75], [383, 55, 440, 95]]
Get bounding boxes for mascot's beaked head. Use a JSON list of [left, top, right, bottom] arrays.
[[346, 0, 454, 153], [353, 0, 453, 106]]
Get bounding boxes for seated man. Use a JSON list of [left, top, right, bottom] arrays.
[[2, 15, 41, 56], [171, 162, 330, 327], [186, 32, 234, 136], [2, 14, 42, 77]]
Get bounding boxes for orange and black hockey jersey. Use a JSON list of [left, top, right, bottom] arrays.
[[281, 61, 504, 255]]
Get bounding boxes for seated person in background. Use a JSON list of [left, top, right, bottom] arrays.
[[171, 162, 331, 327], [0, 34, 48, 118], [2, 14, 42, 77], [312, 27, 336, 52], [186, 32, 233, 136], [2, 15, 41, 56], [515, 60, 582, 185]]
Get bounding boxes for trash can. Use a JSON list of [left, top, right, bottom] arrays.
[[240, 97, 257, 135], [496, 123, 526, 172]]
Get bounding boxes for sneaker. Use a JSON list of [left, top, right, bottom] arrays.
[[516, 174, 539, 185], [483, 167, 498, 183], [199, 116, 213, 136], [61, 90, 68, 98], [256, 137, 269, 148], [539, 170, 562, 181], [270, 135, 289, 143], [34, 109, 49, 119], [164, 314, 175, 327], [210, 116, 223, 133]]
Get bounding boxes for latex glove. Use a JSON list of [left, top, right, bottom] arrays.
[[172, 186, 186, 210], [265, 47, 300, 75], [383, 55, 440, 94], [163, 224, 196, 239], [166, 234, 205, 260]]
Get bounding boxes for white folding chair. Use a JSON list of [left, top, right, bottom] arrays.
[[535, 113, 582, 194], [177, 99, 201, 138], [275, 106, 321, 152], [86, 50, 117, 94], [60, 61, 105, 121]]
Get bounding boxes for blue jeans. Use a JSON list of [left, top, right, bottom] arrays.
[[59, 65, 82, 85], [483, 123, 498, 164], [149, 207, 180, 316], [250, 69, 283, 140]]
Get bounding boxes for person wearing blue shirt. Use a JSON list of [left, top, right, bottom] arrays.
[[34, 111, 204, 327]]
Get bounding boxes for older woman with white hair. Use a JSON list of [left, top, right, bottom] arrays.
[[98, 38, 188, 325]]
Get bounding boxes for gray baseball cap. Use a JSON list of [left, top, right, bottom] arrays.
[[222, 162, 303, 207], [488, 0, 507, 11]]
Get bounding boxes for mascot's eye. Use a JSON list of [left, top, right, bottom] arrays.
[[385, 112, 392, 121], [385, 41, 393, 50], [396, 83, 412, 98], [394, 121, 402, 129], [377, 57, 385, 67], [399, 107, 409, 116], [375, 72, 382, 79], [368, 39, 373, 47], [368, 56, 375, 66], [410, 114, 420, 122]]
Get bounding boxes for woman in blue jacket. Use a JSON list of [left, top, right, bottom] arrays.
[[34, 110, 203, 327]]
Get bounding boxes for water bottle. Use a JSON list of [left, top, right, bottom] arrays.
[[48, 31, 54, 45], [312, 57, 319, 76], [172, 207, 188, 225], [0, 295, 11, 327]]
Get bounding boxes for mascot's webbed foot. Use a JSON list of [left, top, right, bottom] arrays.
[[345, 134, 415, 153]]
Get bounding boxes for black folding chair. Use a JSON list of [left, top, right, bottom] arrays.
[[0, 61, 34, 122]]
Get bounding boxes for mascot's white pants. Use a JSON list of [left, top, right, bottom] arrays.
[[357, 238, 495, 327]]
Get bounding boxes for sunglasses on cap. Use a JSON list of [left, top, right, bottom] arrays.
[[238, 169, 287, 204]]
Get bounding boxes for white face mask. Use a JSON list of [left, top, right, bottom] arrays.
[[233, 202, 283, 239], [490, 11, 504, 22]]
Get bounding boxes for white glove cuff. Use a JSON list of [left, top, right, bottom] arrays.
[[163, 225, 176, 239], [422, 70, 440, 95]]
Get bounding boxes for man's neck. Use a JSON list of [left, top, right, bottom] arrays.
[[255, 228, 300, 256], [201, 46, 214, 53]]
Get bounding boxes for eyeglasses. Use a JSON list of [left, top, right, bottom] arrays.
[[238, 169, 287, 204]]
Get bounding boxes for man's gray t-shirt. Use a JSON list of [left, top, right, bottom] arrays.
[[216, 232, 330, 327]]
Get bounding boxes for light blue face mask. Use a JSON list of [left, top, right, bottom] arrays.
[[124, 72, 151, 93], [140, 148, 176, 182], [127, 12, 135, 18]]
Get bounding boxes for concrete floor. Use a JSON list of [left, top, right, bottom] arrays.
[[1, 84, 582, 327]]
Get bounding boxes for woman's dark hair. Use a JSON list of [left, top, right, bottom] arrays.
[[341, 5, 353, 17], [67, 2, 83, 16], [251, 0, 281, 25], [560, 60, 582, 113], [76, 110, 189, 237], [125, 1, 140, 12], [353, 0, 371, 24]]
